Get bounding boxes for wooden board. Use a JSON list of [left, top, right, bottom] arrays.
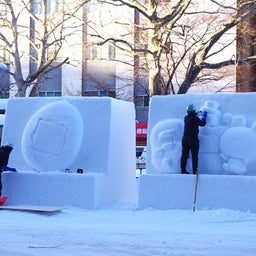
[[0, 205, 66, 213]]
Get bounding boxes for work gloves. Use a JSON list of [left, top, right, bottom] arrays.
[[202, 111, 208, 120], [197, 110, 207, 120]]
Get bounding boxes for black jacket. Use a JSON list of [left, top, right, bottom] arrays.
[[0, 146, 13, 168], [183, 111, 206, 137]]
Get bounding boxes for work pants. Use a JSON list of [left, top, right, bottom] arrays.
[[180, 136, 199, 174]]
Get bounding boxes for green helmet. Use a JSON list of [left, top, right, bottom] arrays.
[[187, 104, 196, 112]]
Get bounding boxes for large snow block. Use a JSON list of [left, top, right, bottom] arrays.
[[2, 172, 105, 209], [139, 92, 256, 211], [138, 174, 256, 212], [147, 93, 256, 176], [2, 97, 136, 208]]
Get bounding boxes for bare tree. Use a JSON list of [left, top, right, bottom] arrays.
[[177, 0, 256, 94], [0, 0, 88, 97], [89, 0, 256, 96]]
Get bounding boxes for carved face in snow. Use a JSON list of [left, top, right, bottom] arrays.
[[150, 119, 183, 173], [219, 116, 256, 175], [220, 127, 256, 160]]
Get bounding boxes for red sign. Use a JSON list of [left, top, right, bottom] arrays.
[[136, 122, 147, 138]]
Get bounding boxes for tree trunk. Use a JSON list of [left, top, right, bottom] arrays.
[[177, 66, 201, 94], [146, 0, 163, 96], [29, 72, 46, 97], [148, 60, 162, 96]]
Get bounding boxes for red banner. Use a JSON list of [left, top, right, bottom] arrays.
[[136, 122, 147, 138]]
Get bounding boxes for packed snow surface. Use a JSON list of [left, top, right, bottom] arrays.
[[0, 207, 256, 256]]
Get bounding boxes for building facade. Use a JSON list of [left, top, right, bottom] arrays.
[[236, 0, 256, 91], [0, 1, 149, 124]]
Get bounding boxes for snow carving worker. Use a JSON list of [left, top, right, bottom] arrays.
[[0, 142, 15, 197], [180, 104, 207, 175]]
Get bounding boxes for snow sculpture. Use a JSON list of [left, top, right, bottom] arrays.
[[21, 101, 83, 172], [198, 100, 226, 174], [139, 93, 256, 211], [200, 100, 221, 127], [219, 115, 256, 174], [150, 119, 183, 173]]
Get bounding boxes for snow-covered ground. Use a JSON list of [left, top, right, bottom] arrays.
[[1, 205, 256, 256]]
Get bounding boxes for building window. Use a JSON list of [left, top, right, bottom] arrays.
[[92, 45, 97, 60], [108, 91, 116, 98], [38, 91, 61, 97], [31, 43, 40, 62], [31, 43, 62, 62], [134, 95, 149, 107], [47, 0, 51, 13], [99, 91, 107, 96], [82, 91, 98, 96], [0, 45, 9, 63], [87, 1, 98, 12], [32, 0, 59, 14], [0, 2, 7, 16], [108, 44, 115, 60], [31, 0, 42, 14], [86, 44, 99, 60], [83, 90, 116, 98], [53, 0, 60, 13], [85, 44, 113, 61], [0, 91, 10, 99], [0, 91, 9, 99]]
